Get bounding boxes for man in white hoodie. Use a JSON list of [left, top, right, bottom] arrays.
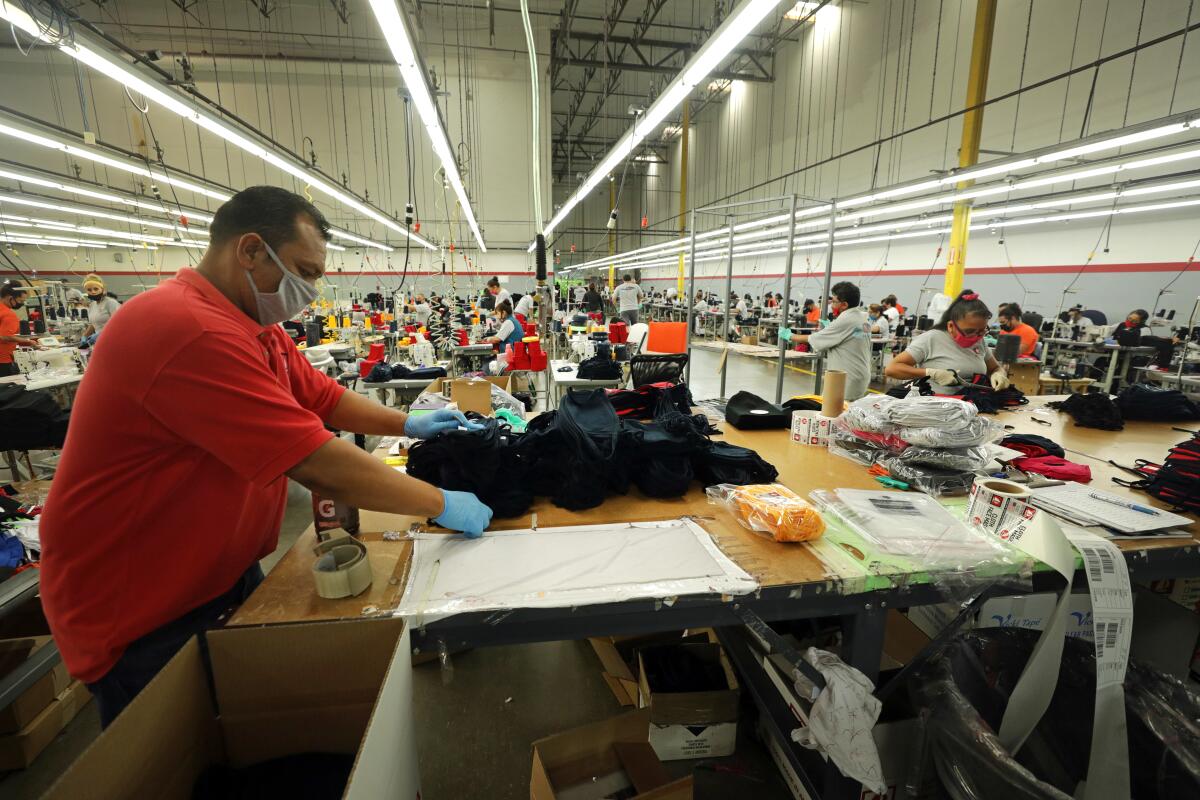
[[784, 281, 872, 400]]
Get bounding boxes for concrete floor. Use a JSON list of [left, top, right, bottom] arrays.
[[1, 344, 814, 799]]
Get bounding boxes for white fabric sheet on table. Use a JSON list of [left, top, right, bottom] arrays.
[[394, 518, 757, 619]]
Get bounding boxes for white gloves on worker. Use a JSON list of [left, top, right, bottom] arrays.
[[990, 368, 1011, 391], [925, 368, 958, 386]]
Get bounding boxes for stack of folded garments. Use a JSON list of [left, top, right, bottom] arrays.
[[832, 395, 1006, 495]]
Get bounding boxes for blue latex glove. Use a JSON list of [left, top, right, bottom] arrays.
[[404, 408, 483, 439], [779, 327, 793, 342], [433, 489, 493, 538]]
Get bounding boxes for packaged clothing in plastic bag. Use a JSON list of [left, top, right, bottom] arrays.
[[881, 457, 977, 497], [882, 395, 979, 429], [828, 421, 896, 465], [842, 395, 900, 433], [706, 483, 825, 542], [899, 415, 1004, 448], [897, 444, 992, 472]]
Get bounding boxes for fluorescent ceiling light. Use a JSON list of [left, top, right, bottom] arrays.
[[0, 191, 205, 236], [0, 213, 202, 248], [536, 0, 785, 249], [0, 0, 427, 251], [785, 2, 821, 20], [366, 0, 486, 252], [0, 158, 393, 252], [0, 233, 116, 248]]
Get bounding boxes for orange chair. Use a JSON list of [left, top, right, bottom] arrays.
[[645, 321, 687, 354]]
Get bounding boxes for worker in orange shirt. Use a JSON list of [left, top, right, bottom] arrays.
[[0, 282, 40, 376], [997, 303, 1039, 357]]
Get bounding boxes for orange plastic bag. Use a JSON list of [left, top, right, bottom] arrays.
[[706, 483, 825, 543]]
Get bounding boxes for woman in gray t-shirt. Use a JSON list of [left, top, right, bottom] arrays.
[[885, 290, 1010, 393]]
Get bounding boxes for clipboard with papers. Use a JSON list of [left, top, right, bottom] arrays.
[[1028, 483, 1193, 535]]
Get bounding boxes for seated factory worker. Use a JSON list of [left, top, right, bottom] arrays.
[[997, 303, 1039, 357], [38, 187, 493, 728], [867, 304, 891, 338], [81, 274, 122, 345], [411, 293, 432, 327], [885, 290, 1010, 394], [1065, 306, 1095, 336], [803, 299, 820, 324], [485, 300, 524, 350], [782, 281, 872, 401]]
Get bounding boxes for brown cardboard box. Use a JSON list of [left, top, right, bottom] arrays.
[[740, 335, 759, 346], [422, 375, 511, 416], [0, 636, 70, 734], [530, 709, 692, 800], [44, 617, 420, 800], [637, 642, 740, 761], [0, 680, 90, 770], [588, 631, 712, 707]]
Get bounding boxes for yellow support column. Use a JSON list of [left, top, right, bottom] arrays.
[[608, 179, 616, 291], [944, 0, 998, 298], [677, 100, 690, 297]]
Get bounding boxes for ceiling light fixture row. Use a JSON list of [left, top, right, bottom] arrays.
[[0, 0, 429, 251]]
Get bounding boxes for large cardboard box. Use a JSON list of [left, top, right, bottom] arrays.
[[637, 643, 740, 761], [530, 709, 692, 800], [0, 679, 90, 770], [907, 592, 1102, 642], [44, 617, 420, 800], [422, 375, 511, 416], [0, 636, 70, 734]]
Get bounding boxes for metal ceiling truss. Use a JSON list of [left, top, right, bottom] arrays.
[[552, 136, 668, 171], [558, 30, 773, 83]]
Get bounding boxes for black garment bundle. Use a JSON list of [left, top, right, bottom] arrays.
[[950, 383, 1029, 414], [606, 382, 695, 419], [725, 391, 790, 430], [1112, 432, 1200, 514], [408, 388, 777, 516], [999, 433, 1066, 459], [576, 355, 622, 380], [1048, 392, 1124, 430], [1116, 382, 1200, 422], [364, 363, 447, 383], [0, 384, 69, 451]]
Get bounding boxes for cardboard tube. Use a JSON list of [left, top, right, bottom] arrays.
[[821, 369, 846, 417]]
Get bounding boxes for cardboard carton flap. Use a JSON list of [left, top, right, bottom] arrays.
[[531, 707, 652, 766], [43, 639, 222, 800], [613, 741, 672, 794], [207, 617, 405, 716]]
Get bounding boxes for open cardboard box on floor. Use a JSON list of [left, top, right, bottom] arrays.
[[0, 637, 90, 770], [43, 617, 419, 800], [0, 636, 70, 734], [588, 630, 712, 707], [531, 708, 692, 800], [637, 642, 740, 761]]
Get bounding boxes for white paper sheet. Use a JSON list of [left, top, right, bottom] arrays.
[[394, 519, 757, 619]]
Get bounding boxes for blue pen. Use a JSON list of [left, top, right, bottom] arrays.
[[1087, 492, 1161, 515]]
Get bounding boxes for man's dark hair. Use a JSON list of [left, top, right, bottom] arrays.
[[622, 274, 632, 281], [0, 281, 27, 299], [832, 281, 860, 307], [208, 186, 331, 249], [1130, 308, 1149, 325], [999, 302, 1022, 320]]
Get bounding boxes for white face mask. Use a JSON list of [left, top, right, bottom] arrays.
[[247, 241, 319, 325]]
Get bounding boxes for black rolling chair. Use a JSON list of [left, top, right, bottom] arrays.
[[629, 353, 689, 388]]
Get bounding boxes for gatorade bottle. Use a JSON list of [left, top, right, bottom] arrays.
[[312, 494, 360, 542]]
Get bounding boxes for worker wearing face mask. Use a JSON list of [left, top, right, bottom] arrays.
[[0, 282, 39, 376], [80, 274, 122, 347], [781, 281, 873, 400], [886, 290, 1010, 393], [39, 187, 493, 728], [996, 303, 1038, 357]]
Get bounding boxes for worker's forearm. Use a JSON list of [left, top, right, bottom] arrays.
[[325, 388, 409, 435], [885, 362, 928, 381], [288, 437, 443, 517]]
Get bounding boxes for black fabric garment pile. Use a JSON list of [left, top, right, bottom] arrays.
[[406, 415, 535, 518], [192, 753, 355, 800], [366, 363, 449, 383], [725, 391, 790, 430], [605, 382, 695, 418], [0, 385, 69, 451], [408, 388, 778, 515], [950, 383, 1029, 414], [782, 396, 823, 412], [1116, 382, 1200, 421], [999, 434, 1065, 459], [1047, 392, 1124, 430], [576, 355, 622, 380], [1112, 431, 1200, 513]]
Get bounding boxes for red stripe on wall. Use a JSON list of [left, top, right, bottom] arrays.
[[636, 261, 1198, 280]]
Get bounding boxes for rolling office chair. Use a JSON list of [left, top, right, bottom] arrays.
[[629, 353, 689, 388]]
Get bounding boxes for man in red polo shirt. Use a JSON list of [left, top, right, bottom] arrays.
[[39, 187, 492, 726], [0, 282, 40, 376]]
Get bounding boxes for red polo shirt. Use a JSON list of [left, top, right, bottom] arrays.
[[0, 302, 19, 364], [40, 269, 345, 683]]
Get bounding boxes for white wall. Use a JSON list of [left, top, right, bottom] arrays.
[[555, 0, 1200, 323], [0, 7, 551, 297]]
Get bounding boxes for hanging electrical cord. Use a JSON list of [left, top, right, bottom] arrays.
[[1149, 233, 1200, 315], [518, 0, 542, 230], [396, 95, 415, 295]]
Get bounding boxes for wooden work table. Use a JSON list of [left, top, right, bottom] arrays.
[[230, 394, 1200, 628]]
